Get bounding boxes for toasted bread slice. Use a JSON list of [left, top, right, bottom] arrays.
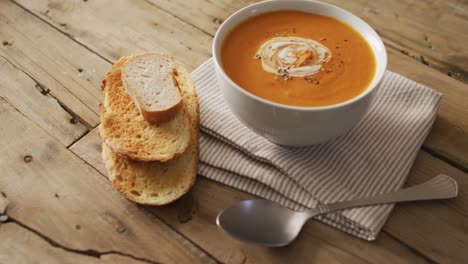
[[100, 56, 190, 162], [102, 141, 197, 205], [122, 53, 182, 123], [102, 65, 199, 205]]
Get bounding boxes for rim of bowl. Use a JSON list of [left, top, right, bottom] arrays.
[[212, 0, 387, 111]]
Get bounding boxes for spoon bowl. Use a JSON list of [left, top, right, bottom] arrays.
[[216, 200, 315, 247]]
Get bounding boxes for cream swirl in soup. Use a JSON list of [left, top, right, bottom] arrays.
[[255, 37, 332, 77]]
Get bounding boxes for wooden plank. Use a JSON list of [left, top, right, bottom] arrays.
[[70, 129, 430, 264], [0, 224, 147, 264], [12, 0, 212, 70], [0, 98, 215, 264], [0, 0, 106, 129], [0, 55, 88, 146], [385, 151, 468, 264], [149, 0, 468, 82], [324, 0, 468, 82], [13, 0, 468, 169], [5, 2, 466, 259], [387, 48, 468, 170]]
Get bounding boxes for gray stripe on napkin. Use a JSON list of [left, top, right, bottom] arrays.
[[192, 58, 441, 240]]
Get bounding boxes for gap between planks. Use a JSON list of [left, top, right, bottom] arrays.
[[0, 54, 94, 130], [9, 0, 113, 65], [143, 0, 466, 83], [5, 1, 464, 261], [11, 0, 464, 83], [422, 145, 467, 174], [0, 1, 442, 262], [383, 231, 437, 264], [5, 218, 160, 264], [0, 97, 217, 264], [1, 223, 157, 263], [65, 139, 223, 264], [67, 129, 439, 264]]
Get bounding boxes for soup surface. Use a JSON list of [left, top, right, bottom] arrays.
[[221, 11, 376, 107]]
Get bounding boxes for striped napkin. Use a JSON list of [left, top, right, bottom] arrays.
[[191, 59, 441, 240]]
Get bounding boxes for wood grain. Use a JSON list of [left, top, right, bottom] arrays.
[[12, 0, 212, 70], [12, 0, 468, 169], [148, 0, 468, 170], [0, 98, 215, 264], [2, 0, 466, 262], [385, 151, 468, 264], [0, 224, 149, 264], [0, 0, 107, 129], [150, 0, 468, 82], [387, 49, 468, 170], [0, 55, 88, 146], [70, 129, 429, 264]]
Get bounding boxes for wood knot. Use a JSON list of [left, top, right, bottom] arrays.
[[2, 41, 10, 46], [23, 155, 33, 163], [213, 18, 223, 24], [78, 68, 83, 73], [75, 224, 81, 230], [69, 117, 79, 124]]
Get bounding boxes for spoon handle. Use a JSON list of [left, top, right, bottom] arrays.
[[318, 174, 457, 214]]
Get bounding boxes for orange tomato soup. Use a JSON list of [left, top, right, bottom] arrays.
[[221, 11, 376, 107]]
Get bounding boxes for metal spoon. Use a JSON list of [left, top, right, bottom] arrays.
[[216, 174, 457, 247]]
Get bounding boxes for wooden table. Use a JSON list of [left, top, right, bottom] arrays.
[[0, 0, 467, 263]]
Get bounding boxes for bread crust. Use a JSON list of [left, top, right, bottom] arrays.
[[100, 61, 199, 205], [121, 53, 183, 123], [139, 101, 182, 123], [100, 55, 191, 162]]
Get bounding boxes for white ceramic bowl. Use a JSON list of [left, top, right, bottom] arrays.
[[212, 0, 387, 146]]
